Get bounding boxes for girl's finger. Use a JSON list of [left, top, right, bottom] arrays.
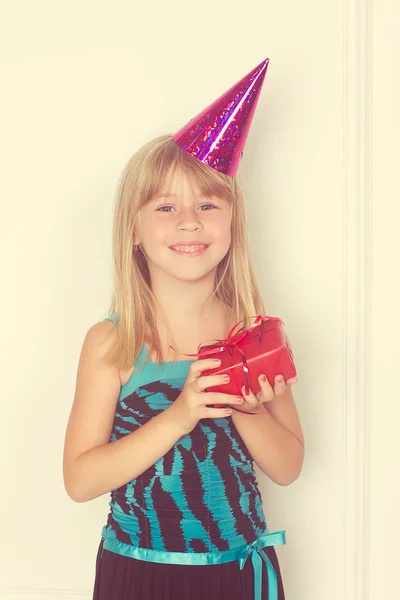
[[273, 374, 287, 396], [258, 374, 275, 401], [241, 385, 259, 407]]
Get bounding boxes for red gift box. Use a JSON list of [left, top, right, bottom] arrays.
[[179, 315, 297, 414]]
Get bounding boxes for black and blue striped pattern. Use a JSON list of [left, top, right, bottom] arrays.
[[101, 318, 268, 553]]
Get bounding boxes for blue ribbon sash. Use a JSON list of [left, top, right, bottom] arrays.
[[102, 529, 286, 600]]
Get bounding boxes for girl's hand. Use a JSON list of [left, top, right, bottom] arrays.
[[166, 359, 246, 435], [236, 373, 298, 414]]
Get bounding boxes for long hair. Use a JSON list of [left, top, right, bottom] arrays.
[[102, 134, 265, 371]]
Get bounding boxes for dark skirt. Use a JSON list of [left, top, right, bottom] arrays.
[[92, 538, 286, 600]]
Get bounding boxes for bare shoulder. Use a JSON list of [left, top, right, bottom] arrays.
[[86, 319, 135, 384], [63, 319, 122, 499], [86, 318, 118, 345]]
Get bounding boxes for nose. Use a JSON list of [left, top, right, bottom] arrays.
[[176, 206, 203, 231]]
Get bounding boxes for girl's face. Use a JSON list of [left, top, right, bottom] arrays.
[[136, 167, 232, 282]]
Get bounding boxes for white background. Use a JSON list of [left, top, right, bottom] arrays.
[[0, 1, 398, 598]]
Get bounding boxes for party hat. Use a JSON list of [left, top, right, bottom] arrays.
[[172, 58, 269, 177]]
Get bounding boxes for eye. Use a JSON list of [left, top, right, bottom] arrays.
[[200, 204, 217, 211], [156, 204, 217, 213]]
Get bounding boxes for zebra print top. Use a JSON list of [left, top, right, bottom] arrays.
[[101, 316, 268, 554]]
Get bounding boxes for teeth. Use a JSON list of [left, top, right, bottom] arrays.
[[172, 245, 207, 253]]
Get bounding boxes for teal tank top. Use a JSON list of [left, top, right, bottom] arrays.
[[101, 315, 268, 553]]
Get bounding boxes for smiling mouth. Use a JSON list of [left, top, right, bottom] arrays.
[[170, 244, 209, 256]]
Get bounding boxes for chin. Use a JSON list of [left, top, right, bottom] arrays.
[[173, 268, 217, 282], [159, 261, 218, 282]]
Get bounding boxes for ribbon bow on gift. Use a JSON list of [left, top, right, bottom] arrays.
[[171, 315, 283, 407]]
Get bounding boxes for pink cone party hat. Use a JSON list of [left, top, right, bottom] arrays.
[[172, 58, 269, 177]]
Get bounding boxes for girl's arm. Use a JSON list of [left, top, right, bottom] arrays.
[[63, 321, 184, 503], [231, 389, 305, 486]]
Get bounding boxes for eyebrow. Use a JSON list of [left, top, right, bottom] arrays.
[[153, 192, 213, 202], [156, 192, 208, 198]]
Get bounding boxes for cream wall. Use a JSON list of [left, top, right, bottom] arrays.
[[0, 1, 398, 599]]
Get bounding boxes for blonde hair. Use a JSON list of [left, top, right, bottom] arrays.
[[102, 134, 265, 371]]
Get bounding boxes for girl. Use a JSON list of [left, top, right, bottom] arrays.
[[63, 60, 304, 600]]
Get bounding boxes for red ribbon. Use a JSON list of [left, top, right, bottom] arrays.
[[171, 315, 282, 415]]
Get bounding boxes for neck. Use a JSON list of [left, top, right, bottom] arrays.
[[150, 268, 224, 325], [147, 269, 234, 360]]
